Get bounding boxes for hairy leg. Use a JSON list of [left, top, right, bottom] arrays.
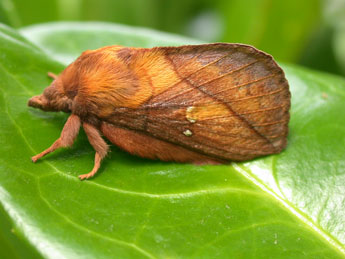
[[78, 123, 109, 180], [32, 114, 81, 162]]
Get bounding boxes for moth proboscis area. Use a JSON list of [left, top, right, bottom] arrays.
[[28, 43, 290, 180]]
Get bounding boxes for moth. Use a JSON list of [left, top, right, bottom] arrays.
[[28, 43, 290, 180]]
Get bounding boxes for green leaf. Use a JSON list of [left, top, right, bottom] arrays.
[[298, 25, 344, 76], [20, 22, 203, 65], [216, 0, 322, 63], [334, 25, 345, 74], [9, 0, 60, 27], [0, 22, 345, 258], [0, 203, 42, 259], [319, 0, 345, 76], [0, 0, 21, 27]]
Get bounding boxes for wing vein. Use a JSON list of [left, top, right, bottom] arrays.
[[144, 51, 233, 104], [211, 74, 276, 97], [163, 55, 275, 148], [147, 59, 261, 107], [253, 119, 289, 127]]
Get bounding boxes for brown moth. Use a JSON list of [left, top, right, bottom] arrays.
[[28, 43, 290, 180]]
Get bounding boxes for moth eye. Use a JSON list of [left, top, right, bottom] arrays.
[[183, 129, 193, 136]]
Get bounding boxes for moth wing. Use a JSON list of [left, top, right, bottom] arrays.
[[108, 43, 290, 161]]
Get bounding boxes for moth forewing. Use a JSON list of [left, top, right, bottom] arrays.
[[28, 43, 290, 180]]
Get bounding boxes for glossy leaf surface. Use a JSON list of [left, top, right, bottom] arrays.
[[0, 22, 344, 258], [216, 0, 321, 62]]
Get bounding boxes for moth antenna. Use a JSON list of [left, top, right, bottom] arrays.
[[47, 72, 59, 80]]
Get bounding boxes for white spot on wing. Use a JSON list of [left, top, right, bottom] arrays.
[[183, 129, 193, 136], [186, 106, 197, 123]]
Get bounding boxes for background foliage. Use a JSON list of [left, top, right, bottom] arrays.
[[1, 0, 345, 76]]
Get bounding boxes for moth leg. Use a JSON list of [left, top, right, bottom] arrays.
[[47, 72, 58, 80], [31, 114, 81, 162], [78, 123, 109, 180]]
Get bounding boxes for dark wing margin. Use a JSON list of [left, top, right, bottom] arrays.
[[108, 43, 291, 161]]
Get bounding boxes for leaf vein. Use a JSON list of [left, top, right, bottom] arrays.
[[37, 178, 156, 259]]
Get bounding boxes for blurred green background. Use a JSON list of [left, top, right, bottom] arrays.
[[0, 0, 345, 76]]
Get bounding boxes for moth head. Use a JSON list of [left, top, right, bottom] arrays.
[[28, 77, 72, 112]]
